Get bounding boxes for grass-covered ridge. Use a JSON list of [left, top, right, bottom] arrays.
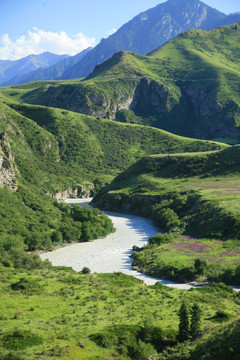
[[93, 146, 240, 284], [3, 22, 240, 141], [1, 97, 226, 186]]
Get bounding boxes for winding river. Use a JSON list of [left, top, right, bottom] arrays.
[[40, 199, 240, 291]]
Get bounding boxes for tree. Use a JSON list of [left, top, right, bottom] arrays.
[[81, 267, 91, 274], [194, 258, 207, 276], [190, 304, 202, 339], [131, 340, 155, 360], [178, 302, 190, 342]]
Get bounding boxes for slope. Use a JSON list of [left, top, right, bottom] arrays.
[[0, 267, 239, 360], [93, 146, 240, 284], [160, 317, 240, 360], [0, 95, 225, 256], [7, 22, 240, 141], [60, 0, 240, 80]]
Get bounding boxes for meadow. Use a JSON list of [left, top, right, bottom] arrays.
[[0, 266, 239, 360]]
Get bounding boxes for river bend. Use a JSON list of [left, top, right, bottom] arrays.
[[40, 199, 240, 291]]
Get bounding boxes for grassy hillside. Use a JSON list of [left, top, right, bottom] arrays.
[[93, 146, 240, 284], [2, 97, 225, 184], [0, 266, 239, 360], [3, 23, 240, 141], [0, 95, 225, 257], [158, 316, 240, 360]]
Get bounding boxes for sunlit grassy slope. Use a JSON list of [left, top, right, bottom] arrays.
[[2, 23, 240, 141], [0, 94, 225, 254], [96, 145, 240, 212], [0, 267, 239, 360], [93, 146, 240, 284]]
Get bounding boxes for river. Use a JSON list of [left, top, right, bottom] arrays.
[[40, 199, 240, 291]]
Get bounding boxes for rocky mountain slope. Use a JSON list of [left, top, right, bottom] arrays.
[[60, 0, 240, 80]]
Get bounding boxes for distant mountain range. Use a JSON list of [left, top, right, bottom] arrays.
[[1, 0, 240, 86], [0, 52, 68, 85], [1, 48, 92, 86]]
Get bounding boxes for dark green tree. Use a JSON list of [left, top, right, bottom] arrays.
[[194, 258, 207, 276], [178, 302, 190, 342], [190, 303, 202, 339]]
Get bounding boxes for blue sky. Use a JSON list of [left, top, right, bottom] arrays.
[[1, 0, 240, 60]]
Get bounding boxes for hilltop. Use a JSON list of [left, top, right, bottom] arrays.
[[4, 22, 240, 142], [60, 0, 240, 79], [3, 0, 240, 86]]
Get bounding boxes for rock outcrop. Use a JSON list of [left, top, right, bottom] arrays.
[[0, 132, 18, 191], [48, 184, 94, 200]]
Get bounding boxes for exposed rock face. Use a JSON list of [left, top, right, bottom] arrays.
[[38, 84, 135, 120], [130, 78, 172, 115], [0, 133, 18, 191], [48, 184, 94, 200]]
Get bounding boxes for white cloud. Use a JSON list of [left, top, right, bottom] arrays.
[[0, 28, 96, 60]]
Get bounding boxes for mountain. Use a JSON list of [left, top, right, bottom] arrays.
[[11, 22, 240, 142], [60, 0, 240, 80], [0, 52, 68, 85], [2, 47, 92, 86]]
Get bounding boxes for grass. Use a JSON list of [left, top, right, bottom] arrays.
[[0, 266, 239, 359], [132, 236, 240, 284], [99, 146, 240, 215], [94, 146, 240, 284], [2, 23, 240, 141]]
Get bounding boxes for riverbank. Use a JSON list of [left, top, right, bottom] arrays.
[[40, 198, 240, 291]]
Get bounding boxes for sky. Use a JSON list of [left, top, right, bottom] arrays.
[[0, 0, 240, 61]]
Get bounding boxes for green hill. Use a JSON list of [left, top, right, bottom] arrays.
[[93, 146, 240, 284], [3, 22, 240, 141], [0, 95, 224, 260]]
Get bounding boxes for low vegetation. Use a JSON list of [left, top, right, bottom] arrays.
[[94, 146, 240, 284], [0, 267, 239, 360], [3, 23, 240, 141], [0, 21, 240, 360]]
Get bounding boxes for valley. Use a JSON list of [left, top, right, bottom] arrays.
[[1, 1, 240, 359]]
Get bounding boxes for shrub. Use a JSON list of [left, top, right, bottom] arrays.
[[10, 278, 42, 294], [81, 267, 91, 274], [148, 233, 175, 246], [152, 206, 181, 232], [194, 258, 208, 276], [2, 329, 43, 350]]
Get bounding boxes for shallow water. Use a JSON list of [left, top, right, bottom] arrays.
[[40, 199, 240, 291]]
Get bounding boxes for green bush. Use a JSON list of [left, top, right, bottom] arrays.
[[2, 329, 43, 350], [10, 278, 42, 294], [152, 206, 181, 232], [149, 233, 175, 246], [81, 267, 91, 274]]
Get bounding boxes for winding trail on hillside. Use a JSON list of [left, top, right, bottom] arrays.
[[40, 199, 240, 291]]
